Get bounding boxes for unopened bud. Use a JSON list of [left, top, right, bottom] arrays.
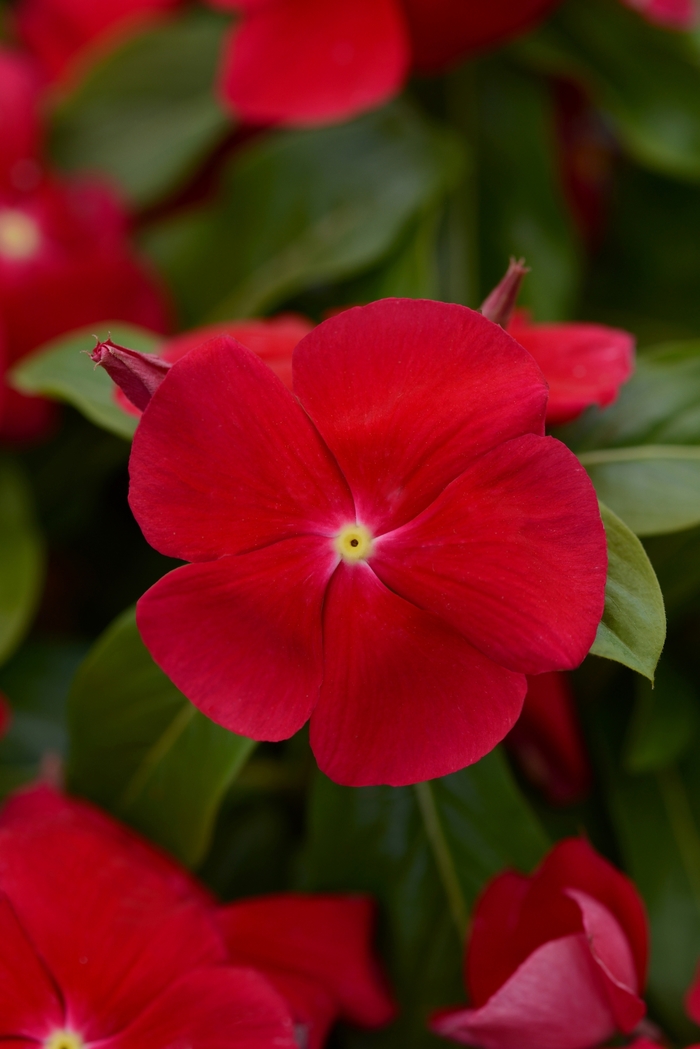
[[91, 338, 171, 412], [480, 257, 529, 327]]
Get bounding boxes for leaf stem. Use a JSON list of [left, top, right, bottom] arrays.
[[578, 445, 700, 466], [414, 781, 468, 939], [656, 766, 700, 910]]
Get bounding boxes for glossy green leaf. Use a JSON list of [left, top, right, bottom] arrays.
[[67, 607, 255, 866], [50, 9, 230, 208], [300, 751, 548, 1049], [590, 502, 666, 678], [625, 659, 699, 773], [476, 57, 581, 319], [9, 323, 161, 441], [580, 446, 700, 535], [0, 459, 44, 667], [518, 0, 700, 181], [142, 101, 464, 326]]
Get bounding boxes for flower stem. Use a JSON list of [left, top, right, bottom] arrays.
[[414, 781, 468, 940]]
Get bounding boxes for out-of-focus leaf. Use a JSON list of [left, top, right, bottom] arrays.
[[644, 525, 700, 622], [67, 607, 255, 866], [0, 459, 44, 667], [590, 502, 665, 679], [625, 659, 699, 772], [0, 641, 86, 799], [300, 751, 547, 1049], [580, 446, 700, 535], [476, 57, 581, 319], [50, 9, 230, 208], [9, 323, 161, 441], [142, 101, 464, 327], [517, 0, 700, 181]]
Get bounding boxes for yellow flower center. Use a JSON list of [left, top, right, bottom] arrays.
[[335, 523, 373, 563], [45, 1032, 83, 1049], [0, 208, 41, 260]]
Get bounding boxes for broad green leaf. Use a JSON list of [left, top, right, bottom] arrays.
[[517, 0, 700, 181], [625, 659, 699, 773], [590, 502, 665, 678], [0, 459, 44, 667], [300, 751, 548, 1049], [476, 57, 581, 319], [50, 9, 230, 208], [142, 101, 464, 326], [580, 446, 700, 535], [0, 640, 86, 799], [67, 607, 255, 866], [9, 323, 161, 441]]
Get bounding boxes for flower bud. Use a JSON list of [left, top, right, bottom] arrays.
[[480, 257, 529, 328], [91, 338, 170, 412]]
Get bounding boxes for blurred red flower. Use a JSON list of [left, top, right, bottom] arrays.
[[219, 893, 395, 1049], [0, 47, 43, 193], [0, 785, 296, 1049], [14, 0, 184, 82], [621, 0, 697, 26], [128, 298, 606, 786], [0, 176, 169, 442], [505, 671, 592, 806], [431, 838, 648, 1049], [507, 310, 635, 426]]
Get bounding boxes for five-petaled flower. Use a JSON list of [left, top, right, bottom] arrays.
[[431, 838, 649, 1049], [128, 298, 607, 787]]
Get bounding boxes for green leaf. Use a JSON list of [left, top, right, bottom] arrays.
[[142, 101, 464, 326], [0, 459, 44, 667], [517, 0, 700, 181], [580, 446, 700, 535], [8, 323, 161, 441], [50, 9, 230, 208], [300, 751, 548, 1049], [476, 57, 581, 319], [0, 640, 86, 799], [625, 659, 699, 773], [590, 502, 666, 679], [67, 607, 255, 866]]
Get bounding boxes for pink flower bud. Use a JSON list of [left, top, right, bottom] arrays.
[[480, 258, 530, 328], [91, 338, 171, 412]]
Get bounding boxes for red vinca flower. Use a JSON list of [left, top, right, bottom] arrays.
[[15, 0, 184, 82], [507, 310, 635, 426], [431, 838, 649, 1049], [505, 671, 592, 806], [0, 785, 296, 1049], [219, 894, 395, 1049], [621, 0, 698, 26], [0, 176, 169, 442], [205, 0, 560, 126], [114, 314, 313, 416], [128, 298, 607, 787], [0, 47, 42, 193]]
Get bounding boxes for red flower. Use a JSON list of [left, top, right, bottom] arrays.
[[15, 0, 184, 82], [620, 0, 698, 26], [507, 310, 635, 427], [431, 838, 649, 1049], [0, 47, 42, 193], [114, 314, 313, 417], [128, 298, 606, 786], [0, 785, 296, 1049], [505, 671, 592, 806], [219, 893, 395, 1049], [0, 176, 169, 442], [205, 0, 559, 126]]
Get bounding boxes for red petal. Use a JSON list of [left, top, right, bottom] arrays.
[[465, 871, 531, 1008], [504, 672, 592, 806], [0, 48, 42, 188], [372, 435, 606, 675], [137, 536, 337, 740], [310, 562, 525, 787], [620, 0, 697, 27], [99, 967, 295, 1049], [217, 0, 409, 126], [687, 958, 700, 1023], [0, 894, 64, 1039], [431, 933, 617, 1049], [219, 894, 394, 1048], [293, 300, 547, 534], [0, 787, 226, 1041], [507, 314, 635, 426], [129, 335, 354, 562], [402, 0, 560, 73]]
